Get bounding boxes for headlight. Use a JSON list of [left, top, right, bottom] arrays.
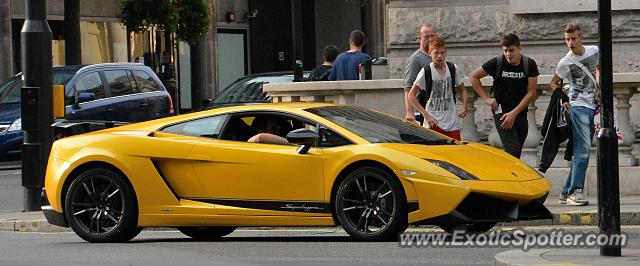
[[7, 118, 21, 132], [426, 159, 478, 180]]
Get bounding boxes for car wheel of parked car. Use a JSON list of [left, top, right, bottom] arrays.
[[64, 167, 142, 243], [335, 166, 407, 241], [439, 222, 496, 235], [177, 226, 237, 240]]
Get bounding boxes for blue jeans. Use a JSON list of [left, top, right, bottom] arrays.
[[561, 106, 595, 196]]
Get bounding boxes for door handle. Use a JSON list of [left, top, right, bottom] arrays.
[[103, 108, 113, 112], [140, 102, 148, 107]]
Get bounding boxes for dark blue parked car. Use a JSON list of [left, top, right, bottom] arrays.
[[0, 63, 174, 159]]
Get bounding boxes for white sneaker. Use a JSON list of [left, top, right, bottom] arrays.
[[559, 194, 567, 204], [567, 189, 589, 206]]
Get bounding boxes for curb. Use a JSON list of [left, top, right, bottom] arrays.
[[0, 219, 70, 233], [504, 211, 640, 227], [0, 160, 21, 170]]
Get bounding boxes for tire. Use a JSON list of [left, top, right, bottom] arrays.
[[64, 167, 142, 243], [334, 166, 407, 241], [177, 226, 237, 240], [439, 222, 496, 235]]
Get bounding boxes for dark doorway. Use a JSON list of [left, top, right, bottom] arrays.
[[248, 0, 315, 74]]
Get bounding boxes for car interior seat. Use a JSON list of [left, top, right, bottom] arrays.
[[225, 117, 254, 141]]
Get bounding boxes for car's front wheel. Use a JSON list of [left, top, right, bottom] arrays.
[[64, 167, 141, 243], [334, 166, 407, 241], [177, 226, 237, 240]]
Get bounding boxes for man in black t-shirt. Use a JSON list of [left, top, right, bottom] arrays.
[[469, 33, 539, 158], [309, 45, 340, 81]]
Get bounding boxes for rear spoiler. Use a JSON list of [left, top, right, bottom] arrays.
[[52, 120, 129, 139]]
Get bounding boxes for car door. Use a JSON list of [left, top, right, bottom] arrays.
[[103, 69, 145, 122], [152, 114, 229, 199], [188, 112, 326, 216], [64, 71, 115, 121], [131, 69, 169, 120]]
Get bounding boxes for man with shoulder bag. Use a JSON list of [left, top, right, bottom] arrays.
[[549, 23, 599, 206]]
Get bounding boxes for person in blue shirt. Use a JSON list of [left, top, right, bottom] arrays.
[[329, 30, 371, 80]]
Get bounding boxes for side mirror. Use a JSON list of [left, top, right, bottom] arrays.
[[286, 128, 319, 154], [77, 92, 95, 104], [201, 98, 212, 107]]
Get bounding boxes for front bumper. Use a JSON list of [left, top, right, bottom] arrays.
[[414, 192, 552, 225], [41, 205, 69, 227]]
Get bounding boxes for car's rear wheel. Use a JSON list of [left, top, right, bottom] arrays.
[[177, 226, 237, 240], [64, 168, 141, 243], [335, 166, 407, 241], [439, 222, 496, 234]]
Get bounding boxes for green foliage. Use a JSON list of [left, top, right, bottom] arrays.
[[121, 0, 209, 45], [176, 0, 210, 46], [121, 0, 153, 32]]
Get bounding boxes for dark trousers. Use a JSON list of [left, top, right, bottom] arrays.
[[494, 114, 528, 158]]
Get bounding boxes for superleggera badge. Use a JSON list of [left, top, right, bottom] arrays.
[[281, 204, 323, 212]]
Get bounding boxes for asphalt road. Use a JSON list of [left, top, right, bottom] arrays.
[[1, 226, 639, 265], [0, 168, 21, 212]]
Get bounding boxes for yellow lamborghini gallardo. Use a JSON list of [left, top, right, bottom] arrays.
[[42, 103, 551, 242]]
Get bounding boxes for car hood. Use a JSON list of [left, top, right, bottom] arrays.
[[378, 142, 542, 181], [0, 103, 20, 124]]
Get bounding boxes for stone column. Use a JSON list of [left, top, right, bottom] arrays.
[[614, 87, 639, 166], [461, 88, 480, 142], [521, 94, 541, 167], [0, 0, 13, 83], [64, 0, 81, 65], [363, 0, 385, 58]]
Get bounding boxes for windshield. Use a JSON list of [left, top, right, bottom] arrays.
[[0, 77, 21, 104], [306, 106, 453, 144], [0, 69, 77, 104], [213, 75, 294, 104]]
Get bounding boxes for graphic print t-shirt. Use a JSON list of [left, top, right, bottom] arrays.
[[555, 45, 599, 110], [482, 55, 539, 118], [413, 62, 466, 131]]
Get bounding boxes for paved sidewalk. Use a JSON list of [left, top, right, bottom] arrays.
[[1, 196, 640, 233], [496, 249, 640, 265]]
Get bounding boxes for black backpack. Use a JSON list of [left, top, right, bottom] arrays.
[[490, 55, 530, 96], [416, 62, 456, 108]]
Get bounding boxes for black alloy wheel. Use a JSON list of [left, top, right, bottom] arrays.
[[439, 222, 496, 235], [335, 166, 407, 241], [177, 226, 237, 240], [65, 168, 141, 243]]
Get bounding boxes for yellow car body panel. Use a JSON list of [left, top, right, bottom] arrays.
[[44, 102, 551, 230]]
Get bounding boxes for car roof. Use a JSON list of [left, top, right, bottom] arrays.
[[12, 63, 150, 76]]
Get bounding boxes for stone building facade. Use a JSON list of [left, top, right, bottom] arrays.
[[386, 0, 640, 137]]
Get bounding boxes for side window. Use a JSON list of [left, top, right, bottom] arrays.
[[68, 72, 106, 104], [160, 115, 227, 138], [104, 70, 135, 97], [318, 125, 352, 147], [132, 70, 161, 92], [220, 113, 320, 146]]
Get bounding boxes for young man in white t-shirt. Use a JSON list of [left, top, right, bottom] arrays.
[[549, 23, 599, 206], [408, 36, 468, 140]]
